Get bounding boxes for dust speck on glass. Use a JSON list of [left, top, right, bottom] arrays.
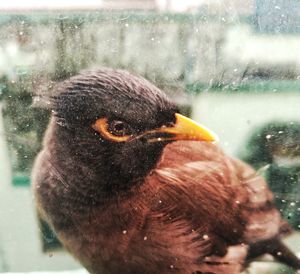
[[0, 0, 299, 273]]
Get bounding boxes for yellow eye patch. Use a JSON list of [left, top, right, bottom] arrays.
[[92, 118, 131, 142]]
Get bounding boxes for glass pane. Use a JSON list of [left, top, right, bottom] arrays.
[[0, 1, 299, 273]]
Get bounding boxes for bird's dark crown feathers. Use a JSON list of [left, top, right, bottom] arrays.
[[51, 68, 178, 129]]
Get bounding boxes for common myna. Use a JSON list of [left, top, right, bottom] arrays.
[[32, 69, 300, 274]]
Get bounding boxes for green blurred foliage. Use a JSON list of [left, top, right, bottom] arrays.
[[1, 75, 50, 174], [0, 16, 97, 179], [242, 122, 300, 229]]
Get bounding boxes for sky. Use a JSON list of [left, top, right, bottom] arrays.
[[0, 0, 104, 10], [0, 0, 210, 11]]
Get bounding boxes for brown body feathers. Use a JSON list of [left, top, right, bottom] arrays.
[[32, 69, 300, 274]]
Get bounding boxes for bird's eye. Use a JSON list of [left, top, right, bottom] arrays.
[[109, 120, 130, 136], [92, 118, 133, 142]]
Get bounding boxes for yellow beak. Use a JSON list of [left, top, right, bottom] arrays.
[[156, 113, 219, 142]]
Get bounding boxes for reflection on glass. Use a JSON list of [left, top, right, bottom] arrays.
[[0, 1, 299, 273]]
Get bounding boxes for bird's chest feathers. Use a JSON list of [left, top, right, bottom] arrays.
[[59, 198, 209, 274], [59, 196, 148, 260]]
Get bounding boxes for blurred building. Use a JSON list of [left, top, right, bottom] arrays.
[[256, 0, 300, 33], [157, 0, 255, 14], [102, 0, 157, 10], [200, 0, 255, 15]]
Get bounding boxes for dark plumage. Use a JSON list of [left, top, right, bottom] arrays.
[[32, 68, 300, 274]]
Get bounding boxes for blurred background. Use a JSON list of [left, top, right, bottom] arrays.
[[0, 0, 299, 273]]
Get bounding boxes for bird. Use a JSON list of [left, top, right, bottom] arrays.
[[32, 68, 300, 274]]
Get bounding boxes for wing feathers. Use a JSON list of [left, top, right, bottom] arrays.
[[147, 141, 297, 271]]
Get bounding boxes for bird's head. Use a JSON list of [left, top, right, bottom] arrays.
[[50, 69, 218, 192]]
